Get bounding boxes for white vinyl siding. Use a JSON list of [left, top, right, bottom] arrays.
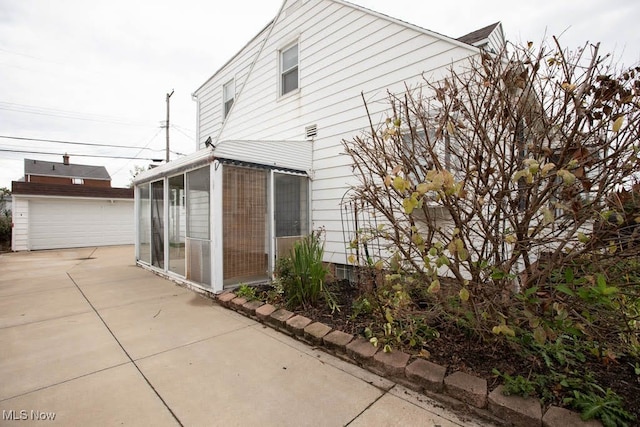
[[194, 0, 481, 262], [486, 25, 505, 53], [11, 197, 29, 251]]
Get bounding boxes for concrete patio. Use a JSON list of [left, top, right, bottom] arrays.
[[0, 245, 493, 426]]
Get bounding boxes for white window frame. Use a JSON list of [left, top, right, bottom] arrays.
[[222, 79, 235, 119], [72, 178, 84, 185], [279, 40, 299, 96]]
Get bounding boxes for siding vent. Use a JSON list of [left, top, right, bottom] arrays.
[[305, 124, 317, 140]]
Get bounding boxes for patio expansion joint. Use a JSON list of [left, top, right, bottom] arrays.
[[66, 271, 185, 427], [64, 247, 98, 273], [0, 362, 131, 403], [76, 285, 188, 311], [0, 309, 95, 331], [66, 275, 147, 288], [343, 388, 388, 426], [0, 283, 76, 299], [133, 323, 255, 363]]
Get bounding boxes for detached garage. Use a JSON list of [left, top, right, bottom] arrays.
[[11, 182, 134, 251]]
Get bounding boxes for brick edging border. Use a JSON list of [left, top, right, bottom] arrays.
[[216, 291, 602, 427]]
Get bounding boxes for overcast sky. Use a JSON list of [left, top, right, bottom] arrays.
[[1, 0, 638, 189]]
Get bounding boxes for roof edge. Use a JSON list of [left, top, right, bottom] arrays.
[[192, 19, 275, 97], [11, 181, 133, 199], [333, 0, 481, 54], [24, 172, 111, 181], [133, 149, 216, 184]]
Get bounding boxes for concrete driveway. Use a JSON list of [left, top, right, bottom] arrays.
[[0, 246, 491, 426]]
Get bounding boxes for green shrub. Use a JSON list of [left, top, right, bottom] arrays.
[[492, 369, 537, 398], [235, 284, 257, 300], [564, 387, 636, 427], [0, 212, 11, 244], [275, 231, 338, 313], [350, 295, 373, 319]]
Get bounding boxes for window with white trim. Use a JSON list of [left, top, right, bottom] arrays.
[[280, 42, 298, 95], [223, 79, 235, 118]]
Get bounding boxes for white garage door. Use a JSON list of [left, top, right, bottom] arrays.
[[29, 198, 134, 250]]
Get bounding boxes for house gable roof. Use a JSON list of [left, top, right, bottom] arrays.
[[24, 158, 111, 181], [457, 22, 504, 52], [193, 0, 505, 151], [458, 22, 500, 45]]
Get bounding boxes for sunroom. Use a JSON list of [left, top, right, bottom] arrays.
[[133, 140, 312, 293]]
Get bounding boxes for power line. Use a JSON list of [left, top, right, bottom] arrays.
[[170, 124, 195, 142], [109, 129, 164, 179], [0, 148, 163, 161], [0, 135, 166, 152], [0, 101, 155, 127], [171, 123, 195, 133], [0, 47, 66, 66]]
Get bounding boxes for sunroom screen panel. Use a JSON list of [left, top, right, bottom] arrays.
[[169, 174, 185, 276], [223, 166, 268, 285], [151, 180, 164, 269], [186, 166, 211, 286]]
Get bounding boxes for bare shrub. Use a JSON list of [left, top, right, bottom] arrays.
[[344, 39, 640, 347]]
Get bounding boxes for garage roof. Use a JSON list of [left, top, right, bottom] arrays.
[[11, 181, 133, 199]]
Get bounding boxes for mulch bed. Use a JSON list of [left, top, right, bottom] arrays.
[[261, 280, 640, 419]]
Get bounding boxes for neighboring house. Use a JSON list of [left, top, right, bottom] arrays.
[[12, 155, 134, 251], [23, 153, 112, 187], [133, 0, 505, 293]]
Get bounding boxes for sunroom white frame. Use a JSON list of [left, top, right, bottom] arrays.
[[133, 142, 312, 294]]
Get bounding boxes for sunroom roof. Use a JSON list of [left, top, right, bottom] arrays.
[[133, 139, 313, 185]]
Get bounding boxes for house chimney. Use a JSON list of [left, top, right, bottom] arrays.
[[63, 153, 69, 165]]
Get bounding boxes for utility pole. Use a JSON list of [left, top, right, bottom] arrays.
[[165, 89, 174, 162]]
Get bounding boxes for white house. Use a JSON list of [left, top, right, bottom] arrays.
[[133, 0, 505, 293]]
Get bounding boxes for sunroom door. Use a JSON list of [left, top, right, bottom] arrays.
[[273, 172, 309, 260]]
